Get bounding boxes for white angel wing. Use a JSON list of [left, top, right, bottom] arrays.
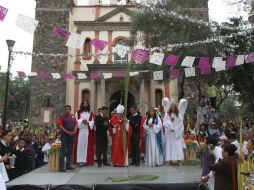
[[179, 98, 188, 116], [162, 97, 170, 113]]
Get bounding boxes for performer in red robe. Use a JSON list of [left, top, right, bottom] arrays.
[[109, 105, 129, 167], [73, 101, 95, 166]]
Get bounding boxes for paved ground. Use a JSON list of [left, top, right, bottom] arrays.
[[7, 163, 202, 186]]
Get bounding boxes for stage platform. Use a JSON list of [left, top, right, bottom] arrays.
[[7, 164, 201, 186]]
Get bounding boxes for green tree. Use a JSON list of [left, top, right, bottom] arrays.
[[131, 2, 254, 116], [0, 72, 30, 122], [131, 0, 219, 100]]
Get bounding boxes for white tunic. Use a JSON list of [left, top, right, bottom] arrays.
[[163, 113, 185, 161], [76, 111, 94, 163], [143, 116, 163, 166], [0, 156, 8, 190]]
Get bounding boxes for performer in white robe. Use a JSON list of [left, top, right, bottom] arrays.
[[0, 155, 9, 190], [143, 108, 164, 167], [162, 98, 188, 164], [75, 101, 94, 165]]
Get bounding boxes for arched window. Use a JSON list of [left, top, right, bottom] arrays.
[[114, 39, 128, 64], [82, 89, 90, 103], [155, 89, 163, 111], [83, 38, 92, 60]]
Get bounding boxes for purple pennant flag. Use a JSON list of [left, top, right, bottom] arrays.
[[169, 69, 180, 79], [115, 71, 125, 78], [52, 27, 70, 39], [39, 71, 49, 79], [0, 6, 8, 21], [90, 39, 108, 51], [131, 49, 149, 63], [198, 57, 211, 75], [90, 71, 100, 80], [164, 55, 180, 66], [64, 73, 73, 80], [245, 53, 254, 63], [226, 56, 237, 68], [17, 71, 26, 78]]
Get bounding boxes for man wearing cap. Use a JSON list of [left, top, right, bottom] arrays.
[[110, 105, 129, 167]]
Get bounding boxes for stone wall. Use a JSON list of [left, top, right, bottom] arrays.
[[30, 0, 71, 126]]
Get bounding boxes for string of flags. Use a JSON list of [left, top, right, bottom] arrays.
[[0, 4, 251, 52], [1, 4, 254, 81], [14, 52, 254, 81]]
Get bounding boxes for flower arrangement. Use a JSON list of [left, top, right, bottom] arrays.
[[185, 138, 199, 151], [48, 143, 61, 171], [49, 143, 61, 154]]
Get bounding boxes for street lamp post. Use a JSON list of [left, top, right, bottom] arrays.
[[249, 1, 254, 25], [2, 40, 15, 130]]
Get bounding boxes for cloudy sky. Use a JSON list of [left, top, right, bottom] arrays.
[[0, 0, 249, 74]]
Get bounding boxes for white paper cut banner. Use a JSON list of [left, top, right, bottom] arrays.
[[77, 73, 87, 79], [184, 67, 195, 77], [153, 71, 163, 80], [181, 56, 195, 67], [212, 57, 223, 68], [28, 72, 38, 77], [103, 73, 113, 79], [66, 33, 86, 49], [129, 71, 139, 76], [114, 44, 129, 58], [150, 53, 164, 65], [15, 14, 39, 34], [236, 55, 245, 66], [214, 61, 226, 72], [51, 73, 61, 79]]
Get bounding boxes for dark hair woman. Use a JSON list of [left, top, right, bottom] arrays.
[[208, 144, 238, 190]]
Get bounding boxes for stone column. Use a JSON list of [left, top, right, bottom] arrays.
[[150, 79, 155, 107], [90, 79, 95, 111], [139, 79, 145, 115], [100, 78, 105, 106]]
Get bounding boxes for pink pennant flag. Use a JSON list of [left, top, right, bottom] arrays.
[[131, 49, 149, 63], [90, 39, 108, 51], [198, 57, 211, 75], [39, 71, 49, 79], [90, 71, 100, 80], [169, 69, 180, 79], [115, 71, 125, 78], [164, 55, 180, 66], [64, 73, 73, 80], [52, 27, 70, 39], [0, 6, 8, 21], [226, 56, 237, 68], [245, 53, 254, 64], [17, 71, 26, 78]]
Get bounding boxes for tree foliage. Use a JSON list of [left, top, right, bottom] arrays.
[[0, 73, 30, 122], [131, 1, 254, 117]]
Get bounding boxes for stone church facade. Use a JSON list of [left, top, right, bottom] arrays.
[[30, 0, 208, 126]]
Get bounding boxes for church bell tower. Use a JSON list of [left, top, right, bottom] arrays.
[[30, 0, 72, 126]]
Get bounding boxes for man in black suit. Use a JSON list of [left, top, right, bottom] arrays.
[[129, 106, 142, 166], [14, 139, 26, 177], [95, 106, 110, 167]]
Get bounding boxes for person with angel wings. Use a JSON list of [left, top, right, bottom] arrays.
[[162, 98, 188, 165]]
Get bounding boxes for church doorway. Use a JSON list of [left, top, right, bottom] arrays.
[[109, 90, 136, 117]]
